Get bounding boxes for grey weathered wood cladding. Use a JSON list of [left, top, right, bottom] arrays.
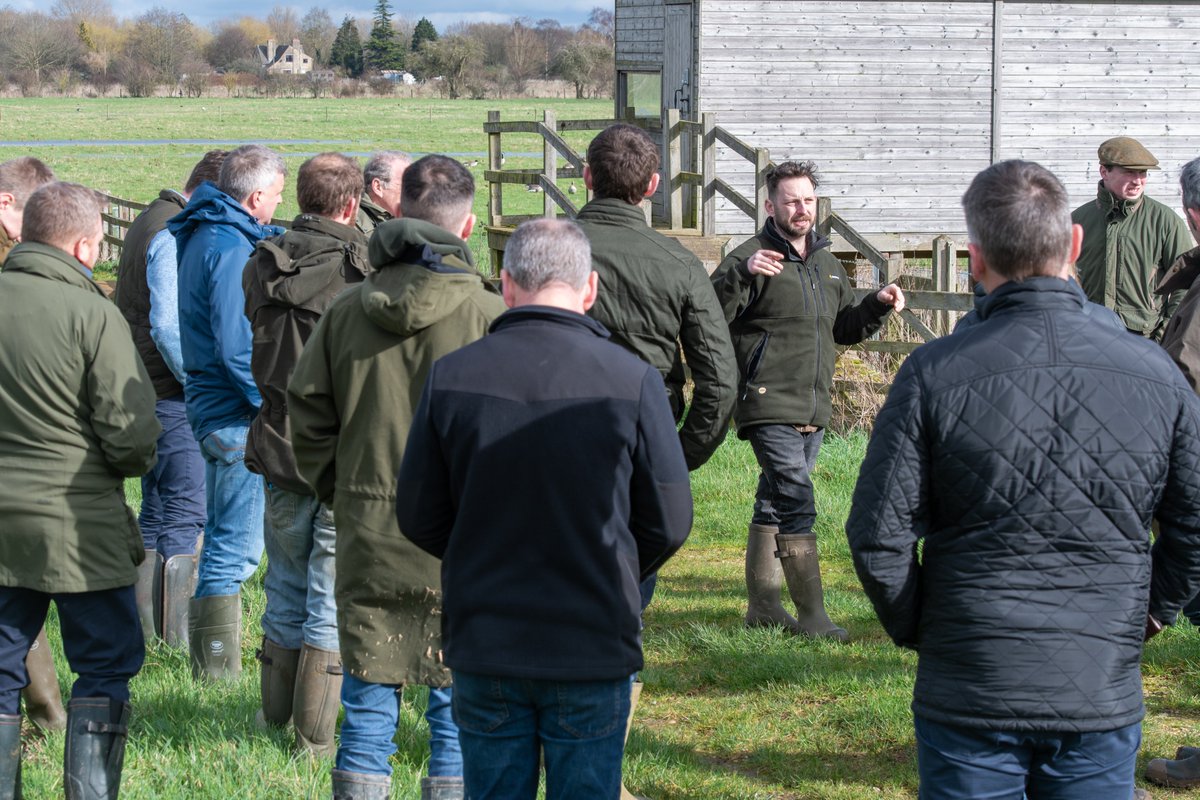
[[617, 0, 1200, 243]]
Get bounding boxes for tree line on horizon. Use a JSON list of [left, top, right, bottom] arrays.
[[0, 0, 615, 99]]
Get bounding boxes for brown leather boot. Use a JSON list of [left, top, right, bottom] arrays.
[[255, 638, 300, 729], [744, 522, 801, 632], [775, 533, 849, 641], [292, 643, 342, 758], [21, 628, 66, 732]]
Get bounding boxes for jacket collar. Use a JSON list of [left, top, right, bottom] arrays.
[[166, 181, 284, 242], [1094, 181, 1143, 220], [368, 217, 475, 274], [358, 194, 391, 224], [576, 197, 650, 227], [1157, 245, 1200, 295], [760, 217, 831, 262], [490, 305, 611, 338], [2, 242, 104, 294], [977, 276, 1085, 321], [289, 213, 364, 244]]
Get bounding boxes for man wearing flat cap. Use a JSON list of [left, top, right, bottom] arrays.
[[1073, 136, 1193, 339]]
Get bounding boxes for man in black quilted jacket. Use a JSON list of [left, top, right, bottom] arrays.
[[847, 159, 1200, 800]]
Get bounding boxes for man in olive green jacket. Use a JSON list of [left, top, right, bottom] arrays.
[[712, 160, 903, 642], [355, 150, 409, 238], [1073, 136, 1193, 339], [0, 182, 160, 799], [290, 155, 504, 800]]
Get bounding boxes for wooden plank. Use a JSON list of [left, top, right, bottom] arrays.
[[544, 109, 557, 219], [539, 176, 579, 217], [899, 308, 939, 342], [488, 110, 503, 227], [713, 127, 759, 162], [678, 170, 703, 185], [537, 122, 585, 172], [829, 212, 888, 271], [482, 120, 542, 134], [702, 113, 717, 236], [485, 170, 551, 184], [991, 0, 1003, 163], [664, 107, 683, 229], [713, 177, 758, 219], [850, 340, 922, 354]]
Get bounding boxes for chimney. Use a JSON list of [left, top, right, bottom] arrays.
[[267, 38, 276, 57]]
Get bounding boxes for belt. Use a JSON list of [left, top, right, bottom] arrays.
[[793, 425, 820, 434]]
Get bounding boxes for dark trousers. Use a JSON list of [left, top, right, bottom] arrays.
[[0, 585, 144, 714], [140, 395, 205, 558], [745, 423, 826, 533]]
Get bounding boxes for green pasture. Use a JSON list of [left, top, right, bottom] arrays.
[[16, 432, 1199, 798], [0, 96, 611, 271]]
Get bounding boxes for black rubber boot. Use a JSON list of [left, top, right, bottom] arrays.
[[0, 713, 20, 800], [255, 638, 300, 729], [21, 628, 66, 733], [292, 643, 342, 758], [64, 698, 129, 800], [134, 550, 163, 642], [419, 776, 463, 800], [744, 522, 801, 632], [1147, 752, 1200, 787], [775, 533, 849, 642], [188, 594, 241, 681], [161, 552, 198, 649], [331, 769, 390, 800]]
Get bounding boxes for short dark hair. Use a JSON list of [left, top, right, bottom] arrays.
[[961, 160, 1072, 282], [297, 153, 364, 217], [184, 150, 227, 194], [400, 155, 475, 232], [766, 160, 820, 198], [586, 124, 659, 204], [22, 182, 103, 250], [0, 157, 54, 209]]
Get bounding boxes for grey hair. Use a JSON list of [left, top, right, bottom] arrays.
[[961, 160, 1072, 281], [1181, 157, 1200, 213], [364, 150, 411, 188], [217, 144, 286, 204], [504, 218, 592, 291]]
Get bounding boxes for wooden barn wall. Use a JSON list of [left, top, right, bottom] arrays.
[[697, 1, 1200, 244], [616, 0, 666, 71]]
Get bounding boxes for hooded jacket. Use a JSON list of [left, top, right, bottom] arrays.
[[0, 243, 160, 592], [848, 277, 1200, 732], [712, 219, 891, 432], [574, 198, 737, 470], [243, 214, 369, 495], [168, 181, 284, 440], [288, 218, 506, 686], [1072, 182, 1192, 338]]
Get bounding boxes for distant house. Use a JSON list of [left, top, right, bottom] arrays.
[[380, 70, 417, 85], [258, 38, 313, 75]]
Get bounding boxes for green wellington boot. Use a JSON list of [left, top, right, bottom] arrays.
[[0, 713, 20, 800], [744, 522, 802, 632], [255, 638, 300, 729], [161, 551, 199, 649], [134, 550, 162, 642], [331, 769, 390, 800], [63, 698, 129, 800], [188, 594, 242, 681], [775, 533, 849, 641], [21, 628, 66, 732], [292, 643, 342, 758]]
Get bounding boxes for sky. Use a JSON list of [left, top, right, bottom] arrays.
[[22, 1, 609, 30]]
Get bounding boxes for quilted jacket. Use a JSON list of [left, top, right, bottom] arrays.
[[847, 277, 1200, 732]]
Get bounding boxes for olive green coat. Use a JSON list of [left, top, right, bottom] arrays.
[[0, 243, 159, 592], [288, 218, 505, 686], [355, 194, 391, 239], [1073, 183, 1193, 338]]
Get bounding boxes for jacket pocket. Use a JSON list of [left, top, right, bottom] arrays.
[[741, 332, 771, 400]]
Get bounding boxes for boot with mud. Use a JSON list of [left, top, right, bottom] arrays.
[[744, 522, 801, 632], [619, 681, 646, 800], [1146, 751, 1200, 788], [21, 628, 66, 732], [63, 698, 130, 800], [188, 594, 241, 681], [331, 769, 390, 800], [0, 713, 20, 800], [161, 551, 199, 649], [134, 550, 162, 642], [419, 776, 463, 800], [775, 533, 849, 642], [255, 638, 300, 730], [292, 643, 342, 759]]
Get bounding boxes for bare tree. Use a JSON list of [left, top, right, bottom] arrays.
[[50, 0, 115, 27], [300, 7, 336, 65], [504, 18, 544, 92], [585, 7, 614, 43], [124, 8, 198, 85], [414, 34, 482, 99], [266, 5, 300, 44], [6, 13, 78, 87], [205, 23, 256, 72]]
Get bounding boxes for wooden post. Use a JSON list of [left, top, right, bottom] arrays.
[[543, 109, 557, 219], [886, 253, 903, 286], [931, 235, 956, 334], [991, 0, 1004, 164], [816, 196, 832, 238], [701, 112, 716, 236], [487, 110, 503, 226], [754, 148, 770, 230], [663, 107, 682, 230]]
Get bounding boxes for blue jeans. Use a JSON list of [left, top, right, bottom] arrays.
[[336, 674, 462, 778], [914, 715, 1141, 800], [0, 586, 144, 714], [451, 670, 630, 800], [195, 424, 264, 598], [140, 396, 205, 558], [261, 484, 338, 651], [745, 424, 825, 533]]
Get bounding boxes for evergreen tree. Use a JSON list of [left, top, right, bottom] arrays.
[[329, 15, 364, 77], [365, 0, 404, 72], [410, 17, 437, 52]]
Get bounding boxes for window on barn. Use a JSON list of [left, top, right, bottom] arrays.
[[619, 71, 661, 118]]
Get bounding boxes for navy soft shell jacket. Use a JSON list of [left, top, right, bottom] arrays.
[[847, 277, 1200, 732], [396, 306, 693, 681]]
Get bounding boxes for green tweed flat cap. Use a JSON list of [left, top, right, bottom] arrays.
[[1098, 136, 1160, 170]]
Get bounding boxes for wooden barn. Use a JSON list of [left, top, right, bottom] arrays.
[[614, 0, 1200, 246]]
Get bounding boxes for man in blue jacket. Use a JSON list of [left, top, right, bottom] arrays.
[[169, 144, 285, 681], [847, 160, 1200, 799], [396, 218, 693, 800]]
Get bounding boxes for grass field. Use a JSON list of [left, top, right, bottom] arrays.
[[5, 97, 1200, 798]]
